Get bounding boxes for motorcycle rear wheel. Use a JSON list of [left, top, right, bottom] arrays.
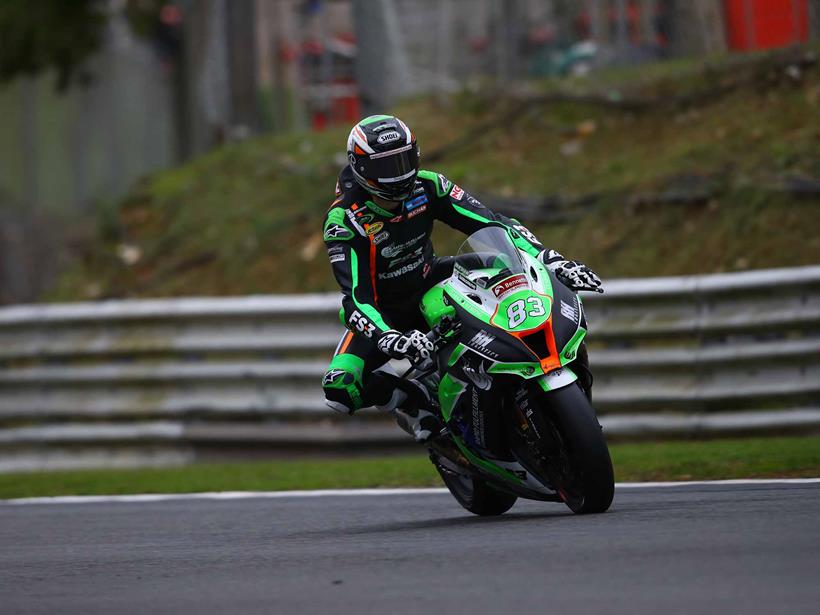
[[434, 461, 517, 516]]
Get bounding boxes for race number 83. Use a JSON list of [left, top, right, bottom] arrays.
[[507, 297, 545, 328]]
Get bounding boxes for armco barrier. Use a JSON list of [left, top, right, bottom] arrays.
[[0, 265, 818, 471]]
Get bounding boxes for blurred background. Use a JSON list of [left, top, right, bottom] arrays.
[[0, 0, 817, 304], [0, 1, 818, 475]]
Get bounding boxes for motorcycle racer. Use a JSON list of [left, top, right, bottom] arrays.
[[322, 115, 602, 441]]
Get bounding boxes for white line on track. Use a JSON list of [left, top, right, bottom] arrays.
[[1, 479, 818, 506], [616, 478, 820, 488]]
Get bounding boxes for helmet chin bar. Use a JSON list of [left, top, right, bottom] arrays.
[[354, 172, 416, 202], [370, 186, 412, 202]]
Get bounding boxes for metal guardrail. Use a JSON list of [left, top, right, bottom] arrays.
[[0, 265, 818, 471]]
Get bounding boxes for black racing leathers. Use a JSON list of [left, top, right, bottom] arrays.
[[323, 166, 545, 340]]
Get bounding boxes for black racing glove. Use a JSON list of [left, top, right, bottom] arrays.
[[377, 329, 435, 362], [538, 250, 603, 293]]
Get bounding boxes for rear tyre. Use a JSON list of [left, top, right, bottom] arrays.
[[538, 384, 614, 514], [434, 461, 517, 516]]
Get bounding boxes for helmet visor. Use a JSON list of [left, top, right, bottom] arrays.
[[364, 144, 419, 185]]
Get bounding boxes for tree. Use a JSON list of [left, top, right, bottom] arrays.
[[0, 0, 108, 90], [0, 0, 173, 91]]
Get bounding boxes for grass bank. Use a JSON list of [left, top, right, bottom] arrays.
[[1, 436, 818, 499], [49, 46, 820, 301]]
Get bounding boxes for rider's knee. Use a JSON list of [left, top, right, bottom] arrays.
[[322, 360, 364, 415]]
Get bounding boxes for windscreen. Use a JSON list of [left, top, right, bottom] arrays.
[[454, 226, 528, 290]]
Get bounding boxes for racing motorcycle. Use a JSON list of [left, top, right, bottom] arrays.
[[406, 226, 613, 515]]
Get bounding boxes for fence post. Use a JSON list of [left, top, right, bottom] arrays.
[[436, 0, 453, 99], [614, 0, 628, 59], [225, 0, 260, 136], [352, 0, 396, 113]]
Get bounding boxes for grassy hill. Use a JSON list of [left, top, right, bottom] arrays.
[[49, 47, 820, 301]]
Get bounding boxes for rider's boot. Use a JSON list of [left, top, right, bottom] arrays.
[[392, 379, 445, 443], [368, 372, 444, 443]]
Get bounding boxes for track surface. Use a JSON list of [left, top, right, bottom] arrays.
[[2, 483, 819, 614]]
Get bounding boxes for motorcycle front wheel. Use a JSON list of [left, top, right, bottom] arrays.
[[533, 383, 614, 514]]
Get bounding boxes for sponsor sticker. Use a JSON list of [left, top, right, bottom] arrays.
[[372, 231, 390, 245], [454, 263, 477, 289], [514, 224, 539, 244], [380, 234, 426, 258], [464, 360, 492, 392], [407, 204, 427, 218], [492, 274, 528, 299], [560, 299, 578, 322], [322, 369, 346, 386], [405, 195, 428, 211], [388, 247, 424, 268], [324, 224, 353, 241], [345, 208, 366, 235], [469, 331, 495, 350], [450, 184, 465, 201], [378, 256, 425, 280], [468, 332, 499, 358], [376, 131, 401, 144], [438, 174, 452, 196], [348, 310, 376, 337], [390, 215, 403, 223], [365, 222, 384, 236], [329, 253, 346, 263]]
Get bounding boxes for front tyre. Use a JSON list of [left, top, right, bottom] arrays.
[[540, 384, 614, 514], [434, 460, 517, 516]]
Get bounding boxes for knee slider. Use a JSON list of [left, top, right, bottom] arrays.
[[322, 367, 363, 414]]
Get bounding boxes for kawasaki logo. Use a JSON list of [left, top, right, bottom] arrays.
[[377, 255, 424, 280]]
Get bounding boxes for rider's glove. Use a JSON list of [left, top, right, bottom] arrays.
[[377, 329, 434, 362], [538, 249, 565, 266], [539, 250, 603, 293]]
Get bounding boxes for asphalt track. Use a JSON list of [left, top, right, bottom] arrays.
[[1, 482, 819, 614]]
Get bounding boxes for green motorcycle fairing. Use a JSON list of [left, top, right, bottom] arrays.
[[418, 231, 590, 494], [421, 250, 587, 382]]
